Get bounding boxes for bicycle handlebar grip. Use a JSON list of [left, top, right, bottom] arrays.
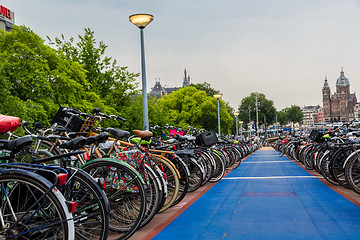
[[116, 116, 126, 122], [97, 112, 110, 119]]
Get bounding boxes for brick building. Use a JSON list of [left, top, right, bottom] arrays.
[[322, 68, 357, 123]]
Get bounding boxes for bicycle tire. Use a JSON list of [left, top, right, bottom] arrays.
[[208, 151, 225, 182], [81, 159, 146, 240], [156, 157, 180, 213], [329, 146, 353, 188], [139, 164, 162, 228], [320, 152, 340, 185], [62, 167, 110, 240], [170, 155, 190, 206], [344, 151, 360, 194], [0, 169, 74, 240], [187, 158, 204, 192]]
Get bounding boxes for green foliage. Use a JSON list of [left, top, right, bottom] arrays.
[[282, 105, 303, 123], [48, 28, 139, 112], [191, 82, 220, 97], [158, 87, 233, 134], [0, 26, 90, 124], [276, 111, 288, 125], [0, 26, 235, 135], [237, 92, 277, 126]]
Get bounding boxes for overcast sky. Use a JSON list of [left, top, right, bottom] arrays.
[[4, 0, 360, 110]]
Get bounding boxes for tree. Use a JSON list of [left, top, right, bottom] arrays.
[[191, 82, 220, 97], [48, 28, 139, 116], [158, 87, 233, 134], [283, 105, 303, 123], [0, 26, 92, 124], [237, 92, 277, 128], [276, 110, 288, 125]]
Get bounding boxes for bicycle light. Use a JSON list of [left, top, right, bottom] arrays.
[[57, 173, 68, 186], [66, 201, 77, 213], [95, 178, 106, 190]]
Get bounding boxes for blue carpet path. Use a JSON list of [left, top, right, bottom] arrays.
[[152, 149, 360, 240]]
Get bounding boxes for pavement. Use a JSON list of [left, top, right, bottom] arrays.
[[112, 147, 360, 240]]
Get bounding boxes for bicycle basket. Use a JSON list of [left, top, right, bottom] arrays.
[[195, 130, 218, 147], [309, 129, 323, 142], [51, 106, 85, 132]]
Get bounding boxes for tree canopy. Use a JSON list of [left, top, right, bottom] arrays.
[[191, 82, 220, 97], [237, 92, 277, 127], [0, 26, 92, 123], [0, 26, 237, 135], [158, 87, 233, 134]]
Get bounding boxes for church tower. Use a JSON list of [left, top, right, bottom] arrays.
[[336, 68, 350, 122], [322, 76, 331, 122], [182, 68, 191, 87]]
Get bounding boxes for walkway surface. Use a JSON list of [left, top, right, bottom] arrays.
[[149, 148, 360, 240]]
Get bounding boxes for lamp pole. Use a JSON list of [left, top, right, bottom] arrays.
[[248, 106, 251, 139], [214, 94, 223, 137], [255, 93, 259, 138], [234, 112, 239, 139], [129, 13, 154, 130], [240, 121, 244, 140]]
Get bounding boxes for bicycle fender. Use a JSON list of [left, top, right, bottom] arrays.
[[81, 158, 145, 185], [343, 150, 360, 168]]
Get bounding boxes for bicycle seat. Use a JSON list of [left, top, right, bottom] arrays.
[[0, 136, 32, 152], [59, 136, 87, 150], [133, 130, 153, 139], [86, 132, 109, 145], [174, 149, 194, 155], [175, 134, 188, 141], [107, 128, 130, 139]]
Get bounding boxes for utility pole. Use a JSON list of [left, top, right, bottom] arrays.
[[255, 94, 259, 138], [275, 114, 279, 136], [264, 115, 267, 139], [248, 106, 251, 139]]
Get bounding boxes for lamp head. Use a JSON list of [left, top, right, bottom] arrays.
[[213, 93, 223, 99], [234, 112, 239, 116], [129, 13, 154, 29]]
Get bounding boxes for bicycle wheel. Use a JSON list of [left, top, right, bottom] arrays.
[[81, 159, 146, 240], [62, 168, 109, 240], [193, 151, 213, 186], [208, 151, 225, 183], [344, 151, 360, 194], [330, 146, 353, 188], [0, 169, 74, 240], [170, 155, 190, 206], [187, 158, 204, 192], [139, 164, 162, 228], [231, 146, 243, 169], [320, 152, 340, 185], [155, 157, 180, 213]]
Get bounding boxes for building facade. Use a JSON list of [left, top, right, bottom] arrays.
[[322, 68, 357, 123], [0, 4, 14, 32], [149, 69, 191, 99], [301, 105, 323, 126]]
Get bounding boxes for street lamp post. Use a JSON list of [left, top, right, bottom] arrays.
[[213, 94, 223, 137], [234, 112, 239, 139], [129, 13, 154, 130], [239, 121, 244, 140], [255, 93, 259, 138], [248, 106, 251, 138]]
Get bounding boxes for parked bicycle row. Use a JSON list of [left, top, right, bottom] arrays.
[[0, 107, 258, 240], [272, 121, 360, 196]]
